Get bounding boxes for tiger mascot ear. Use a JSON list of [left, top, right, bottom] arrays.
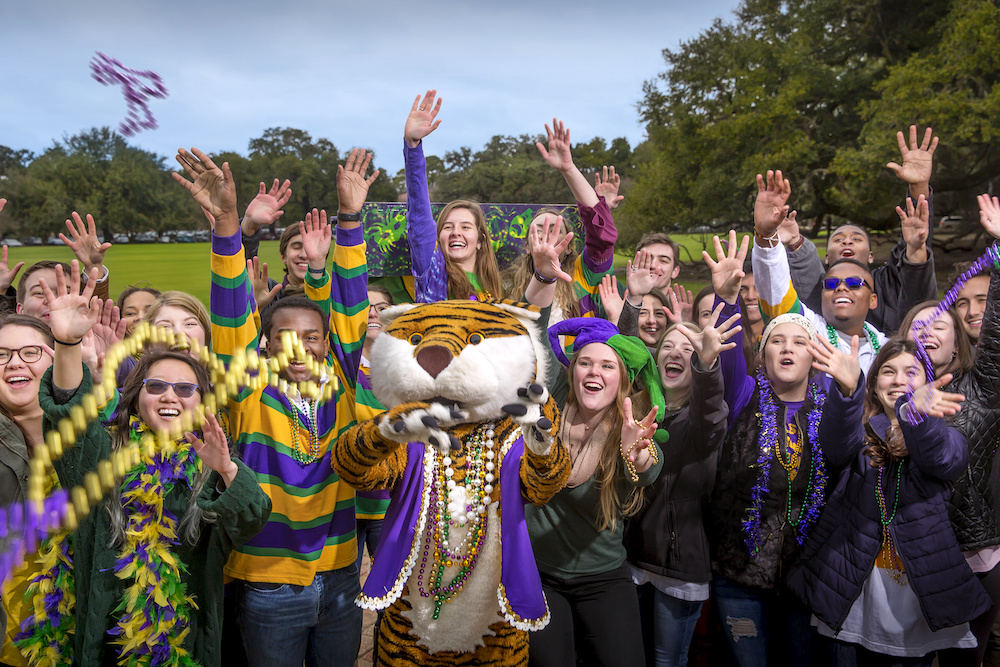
[[368, 299, 550, 422]]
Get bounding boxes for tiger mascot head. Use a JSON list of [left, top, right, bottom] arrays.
[[369, 299, 549, 423]]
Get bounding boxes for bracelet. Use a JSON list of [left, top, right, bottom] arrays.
[[337, 211, 361, 222], [754, 231, 781, 248], [787, 235, 805, 252], [54, 337, 82, 346], [307, 267, 325, 275], [533, 270, 557, 284]]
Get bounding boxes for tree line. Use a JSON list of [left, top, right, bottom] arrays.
[[2, 0, 997, 247]]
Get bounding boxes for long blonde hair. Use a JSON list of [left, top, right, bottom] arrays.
[[436, 200, 502, 299], [566, 350, 649, 532], [501, 209, 580, 318]]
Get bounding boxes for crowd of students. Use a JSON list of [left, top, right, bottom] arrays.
[[0, 92, 998, 667]]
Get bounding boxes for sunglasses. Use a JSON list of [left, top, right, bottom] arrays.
[[0, 346, 43, 365], [141, 379, 200, 398], [823, 276, 872, 291]]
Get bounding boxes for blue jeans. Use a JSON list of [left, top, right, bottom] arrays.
[[712, 575, 816, 667], [240, 564, 362, 667], [355, 518, 384, 571], [638, 584, 703, 667]]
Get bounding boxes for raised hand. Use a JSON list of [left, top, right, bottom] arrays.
[[173, 148, 239, 233], [41, 261, 101, 344], [404, 90, 443, 147], [677, 302, 742, 368], [337, 149, 380, 217], [186, 413, 238, 487], [753, 170, 791, 239], [243, 179, 292, 236], [907, 374, 964, 419], [776, 210, 801, 246], [247, 256, 283, 308], [886, 126, 938, 190], [0, 246, 25, 293], [667, 284, 694, 324], [598, 274, 625, 325], [299, 209, 332, 269], [60, 212, 112, 271], [80, 298, 127, 384], [977, 194, 1000, 240], [621, 398, 658, 472], [897, 194, 930, 262], [626, 249, 656, 299], [536, 119, 575, 174], [703, 230, 750, 304], [808, 335, 861, 396], [594, 166, 624, 209], [530, 215, 574, 283]]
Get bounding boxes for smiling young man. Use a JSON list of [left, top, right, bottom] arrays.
[[176, 146, 379, 667], [950, 261, 989, 343], [752, 171, 887, 373], [635, 232, 681, 293], [780, 126, 940, 335]]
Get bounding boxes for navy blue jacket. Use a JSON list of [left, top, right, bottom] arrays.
[[786, 377, 991, 632]]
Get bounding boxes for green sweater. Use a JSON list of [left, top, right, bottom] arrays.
[[526, 454, 661, 579], [41, 366, 271, 666]]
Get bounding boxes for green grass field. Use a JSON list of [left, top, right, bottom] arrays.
[[5, 242, 286, 305], [5, 230, 830, 307]]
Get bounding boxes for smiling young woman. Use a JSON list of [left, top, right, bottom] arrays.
[[525, 317, 666, 667], [0, 314, 54, 667]]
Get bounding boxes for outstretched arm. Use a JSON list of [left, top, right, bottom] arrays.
[[173, 147, 240, 237], [536, 118, 598, 208], [61, 212, 112, 302], [403, 90, 447, 302], [43, 261, 101, 392]]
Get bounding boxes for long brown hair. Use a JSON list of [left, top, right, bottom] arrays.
[[566, 347, 649, 532], [898, 300, 973, 379], [863, 339, 920, 467], [436, 200, 502, 299], [107, 350, 220, 547], [501, 210, 580, 318]]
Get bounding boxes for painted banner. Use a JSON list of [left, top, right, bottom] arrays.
[[360, 202, 581, 277]]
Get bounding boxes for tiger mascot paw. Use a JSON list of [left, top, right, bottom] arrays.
[[377, 401, 469, 453], [502, 383, 560, 455]]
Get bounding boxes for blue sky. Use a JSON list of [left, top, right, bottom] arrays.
[[1, 0, 742, 175]]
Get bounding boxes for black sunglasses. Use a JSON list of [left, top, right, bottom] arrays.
[[823, 276, 872, 291], [142, 379, 199, 398]]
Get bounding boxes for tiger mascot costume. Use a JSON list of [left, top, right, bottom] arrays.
[[333, 299, 570, 666]]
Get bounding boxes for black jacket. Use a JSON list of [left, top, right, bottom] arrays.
[[946, 268, 1000, 551], [709, 384, 825, 590], [624, 353, 728, 583], [787, 380, 990, 632]]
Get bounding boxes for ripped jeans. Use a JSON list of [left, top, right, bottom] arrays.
[[712, 575, 817, 667]]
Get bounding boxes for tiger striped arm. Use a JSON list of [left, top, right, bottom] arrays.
[[502, 384, 560, 456], [332, 413, 409, 492]]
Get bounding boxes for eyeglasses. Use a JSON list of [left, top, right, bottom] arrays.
[[0, 346, 43, 365], [141, 379, 200, 398], [369, 302, 391, 313], [822, 276, 872, 291]]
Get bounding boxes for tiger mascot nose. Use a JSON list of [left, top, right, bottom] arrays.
[[416, 345, 453, 378]]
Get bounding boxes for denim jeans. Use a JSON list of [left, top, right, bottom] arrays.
[[240, 564, 362, 667], [638, 584, 704, 667], [712, 575, 816, 667], [355, 518, 384, 571]]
